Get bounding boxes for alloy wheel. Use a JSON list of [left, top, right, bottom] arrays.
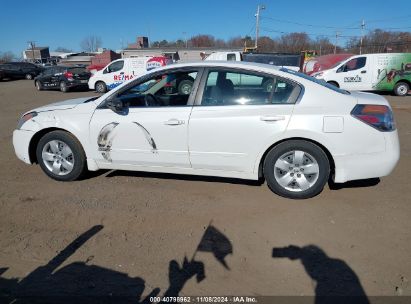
[[273, 150, 319, 192], [41, 140, 74, 176]]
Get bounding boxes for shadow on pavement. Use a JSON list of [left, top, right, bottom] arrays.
[[273, 244, 370, 304], [0, 224, 232, 303], [106, 170, 264, 186], [328, 178, 380, 190]]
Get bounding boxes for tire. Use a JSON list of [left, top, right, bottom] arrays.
[[36, 131, 87, 181], [177, 79, 193, 95], [262, 79, 273, 92], [25, 74, 33, 80], [394, 82, 409, 96], [263, 140, 330, 199], [60, 81, 68, 92], [35, 80, 43, 91], [95, 81, 107, 93], [327, 81, 339, 88]]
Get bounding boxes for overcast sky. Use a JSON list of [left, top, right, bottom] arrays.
[[1, 0, 410, 55]]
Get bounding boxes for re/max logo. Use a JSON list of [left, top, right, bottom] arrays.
[[113, 74, 134, 81]]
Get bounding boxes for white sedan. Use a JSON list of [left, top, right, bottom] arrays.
[[13, 62, 400, 199]]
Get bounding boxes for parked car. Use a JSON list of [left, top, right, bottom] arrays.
[[13, 61, 399, 199], [34, 66, 91, 92], [88, 56, 172, 93], [0, 62, 43, 80], [312, 53, 411, 96]]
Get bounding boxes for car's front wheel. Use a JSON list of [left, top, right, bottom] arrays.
[[95, 81, 107, 93], [36, 131, 87, 181], [263, 140, 330, 199], [25, 74, 33, 80]]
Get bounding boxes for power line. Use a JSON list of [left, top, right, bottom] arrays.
[[261, 16, 359, 30], [260, 26, 360, 38]]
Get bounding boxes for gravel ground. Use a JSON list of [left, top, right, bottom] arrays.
[[0, 79, 410, 302]]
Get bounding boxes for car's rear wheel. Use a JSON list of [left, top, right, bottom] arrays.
[[60, 81, 69, 92], [25, 74, 33, 80], [95, 81, 107, 93], [263, 140, 330, 199], [394, 82, 409, 96], [35, 80, 43, 91], [36, 131, 87, 181]]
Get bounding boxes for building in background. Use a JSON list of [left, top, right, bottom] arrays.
[[59, 52, 97, 66], [121, 47, 243, 62], [127, 36, 149, 49], [88, 50, 121, 72], [23, 47, 50, 63]]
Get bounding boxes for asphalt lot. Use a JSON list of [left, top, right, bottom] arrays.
[[0, 79, 410, 301]]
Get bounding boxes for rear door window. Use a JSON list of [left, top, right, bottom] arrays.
[[201, 70, 301, 106]]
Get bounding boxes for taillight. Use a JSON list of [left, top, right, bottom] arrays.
[[64, 71, 73, 79], [351, 104, 396, 132]]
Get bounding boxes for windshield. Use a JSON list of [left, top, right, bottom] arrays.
[[280, 68, 350, 95]]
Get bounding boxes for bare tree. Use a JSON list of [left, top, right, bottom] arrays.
[[80, 36, 102, 52], [257, 36, 278, 52], [0, 51, 15, 63], [189, 35, 216, 47], [55, 47, 73, 53]]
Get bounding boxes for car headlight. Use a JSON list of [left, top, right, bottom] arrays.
[[17, 111, 37, 130]]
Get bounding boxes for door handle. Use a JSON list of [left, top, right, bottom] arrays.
[[260, 115, 285, 122], [361, 70, 367, 74], [164, 119, 185, 125]]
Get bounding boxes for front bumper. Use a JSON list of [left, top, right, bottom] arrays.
[[13, 129, 35, 164], [333, 130, 400, 183]]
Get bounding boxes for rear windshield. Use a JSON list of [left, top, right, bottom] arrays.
[[67, 67, 88, 74], [280, 68, 350, 95]]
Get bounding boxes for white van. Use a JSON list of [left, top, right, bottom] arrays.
[[88, 57, 171, 93], [312, 53, 411, 96]]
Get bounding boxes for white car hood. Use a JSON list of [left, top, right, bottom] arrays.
[[33, 97, 96, 112], [350, 91, 390, 106]]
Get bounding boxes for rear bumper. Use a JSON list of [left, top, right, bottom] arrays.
[[13, 129, 35, 164], [333, 130, 400, 183], [66, 80, 89, 88]]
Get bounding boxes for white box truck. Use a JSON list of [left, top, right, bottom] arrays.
[[312, 53, 411, 96]]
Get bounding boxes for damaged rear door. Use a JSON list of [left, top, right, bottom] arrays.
[[89, 68, 202, 168]]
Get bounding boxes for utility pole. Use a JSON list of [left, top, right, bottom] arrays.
[[255, 4, 265, 50], [334, 32, 340, 54], [27, 41, 36, 63], [183, 31, 188, 48], [359, 19, 365, 54]]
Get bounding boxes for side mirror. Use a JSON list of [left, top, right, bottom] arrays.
[[107, 97, 128, 114]]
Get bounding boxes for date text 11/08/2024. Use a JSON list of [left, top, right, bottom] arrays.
[[149, 296, 258, 303]]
